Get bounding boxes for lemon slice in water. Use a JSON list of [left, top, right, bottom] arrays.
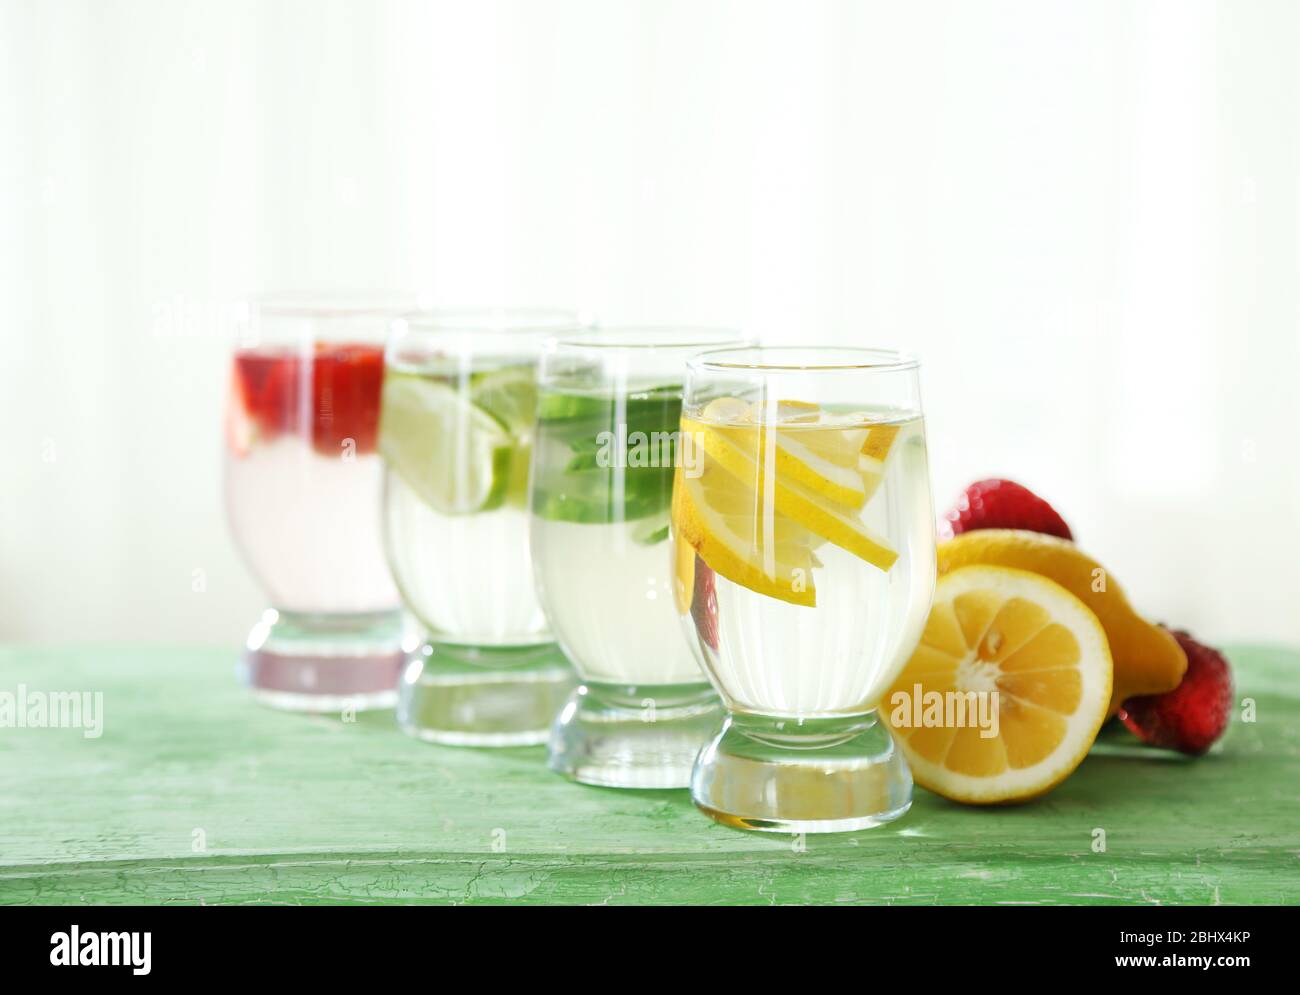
[[683, 414, 897, 572], [706, 398, 872, 508], [672, 464, 818, 607]]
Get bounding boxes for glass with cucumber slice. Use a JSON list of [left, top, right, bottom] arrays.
[[531, 383, 681, 535], [530, 327, 751, 789]]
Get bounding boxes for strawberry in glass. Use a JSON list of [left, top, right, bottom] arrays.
[[224, 296, 411, 711]]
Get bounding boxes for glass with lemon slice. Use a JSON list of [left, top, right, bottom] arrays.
[[675, 347, 936, 831], [531, 328, 751, 787], [380, 310, 586, 746]]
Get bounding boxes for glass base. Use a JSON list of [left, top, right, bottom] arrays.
[[238, 608, 404, 712], [548, 682, 721, 789], [691, 710, 912, 833], [397, 641, 575, 747]]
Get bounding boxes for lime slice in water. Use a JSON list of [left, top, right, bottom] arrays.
[[471, 365, 537, 508], [380, 374, 515, 514], [470, 365, 538, 434]]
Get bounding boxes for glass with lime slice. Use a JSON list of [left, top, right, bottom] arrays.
[[380, 309, 586, 746], [530, 327, 751, 787]]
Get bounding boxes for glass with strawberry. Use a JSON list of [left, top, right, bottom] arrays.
[[225, 295, 412, 710]]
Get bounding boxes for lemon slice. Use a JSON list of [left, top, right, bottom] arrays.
[[769, 425, 870, 508], [883, 565, 1112, 804], [744, 398, 820, 424], [379, 373, 514, 514], [672, 465, 818, 607], [704, 398, 872, 507], [859, 423, 901, 500], [683, 415, 897, 572], [672, 528, 697, 614], [860, 423, 900, 464]]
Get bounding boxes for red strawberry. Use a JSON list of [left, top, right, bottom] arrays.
[[231, 344, 386, 456], [939, 478, 1073, 541], [233, 350, 297, 437], [1119, 630, 1233, 755], [690, 556, 719, 651], [225, 375, 255, 457], [310, 343, 386, 456]]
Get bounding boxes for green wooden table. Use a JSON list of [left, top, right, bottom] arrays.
[[0, 643, 1295, 905]]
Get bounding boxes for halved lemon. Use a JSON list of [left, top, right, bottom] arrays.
[[883, 565, 1112, 804], [936, 530, 1186, 715], [671, 464, 818, 607], [682, 415, 897, 573]]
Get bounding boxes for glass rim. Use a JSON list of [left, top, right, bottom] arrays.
[[248, 291, 418, 318], [688, 345, 919, 373], [400, 307, 585, 334], [549, 325, 750, 351]]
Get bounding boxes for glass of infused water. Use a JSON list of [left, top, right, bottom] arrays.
[[531, 328, 751, 787], [380, 309, 585, 745], [225, 294, 411, 711], [674, 347, 936, 830]]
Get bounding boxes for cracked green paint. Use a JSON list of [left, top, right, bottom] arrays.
[[0, 644, 1295, 905]]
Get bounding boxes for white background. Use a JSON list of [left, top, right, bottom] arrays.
[[2, 0, 1297, 646]]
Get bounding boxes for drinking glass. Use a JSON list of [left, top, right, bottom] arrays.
[[225, 294, 411, 710], [531, 328, 751, 787], [381, 309, 585, 745], [674, 347, 936, 830]]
